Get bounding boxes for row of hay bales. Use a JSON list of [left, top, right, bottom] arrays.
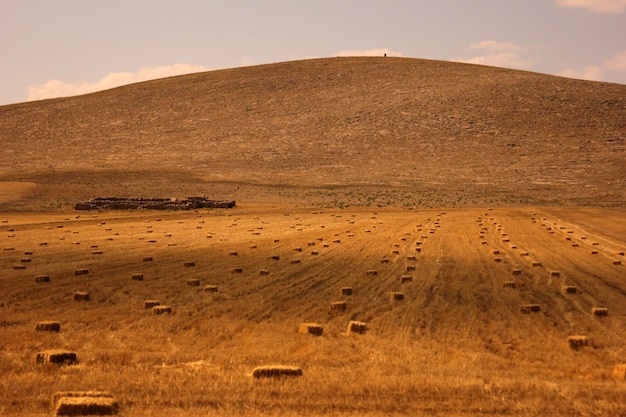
[[536, 216, 625, 264], [485, 213, 614, 353]]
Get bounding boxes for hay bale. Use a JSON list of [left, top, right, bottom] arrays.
[[229, 251, 238, 256], [520, 304, 541, 314], [13, 264, 26, 270], [36, 350, 77, 366], [252, 365, 303, 379], [290, 260, 302, 264], [231, 267, 243, 273], [35, 275, 50, 283], [561, 285, 577, 295], [493, 258, 502, 263], [492, 250, 500, 255], [365, 270, 378, 276], [567, 335, 589, 350], [53, 391, 118, 416], [401, 275, 413, 283], [330, 301, 347, 312], [36, 321, 61, 332], [204, 285, 218, 293], [299, 323, 323, 336], [293, 247, 302, 252], [613, 260, 622, 265], [340, 287, 353, 296], [392, 250, 400, 255], [390, 292, 404, 301], [512, 269, 522, 276], [269, 255, 280, 261], [347, 320, 367, 335], [550, 271, 560, 277], [20, 258, 31, 263], [592, 307, 608, 317], [131, 273, 143, 281], [502, 281, 516, 288], [380, 259, 390, 264], [612, 364, 626, 380], [74, 269, 89, 276], [183, 261, 195, 267], [153, 305, 172, 315], [406, 256, 416, 261], [415, 247, 422, 253], [311, 251, 319, 256], [142, 257, 153, 262], [259, 269, 270, 276], [73, 291, 90, 302], [187, 279, 200, 287], [144, 300, 160, 309], [532, 261, 542, 267]]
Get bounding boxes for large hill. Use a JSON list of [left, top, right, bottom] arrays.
[[1, 57, 625, 210]]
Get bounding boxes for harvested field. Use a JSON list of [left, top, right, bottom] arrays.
[[1, 207, 625, 416]]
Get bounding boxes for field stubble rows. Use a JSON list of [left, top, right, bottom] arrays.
[[0, 207, 625, 416]]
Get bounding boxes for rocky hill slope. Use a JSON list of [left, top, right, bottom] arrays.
[[1, 57, 624, 209]]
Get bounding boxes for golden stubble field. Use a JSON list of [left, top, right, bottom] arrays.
[[1, 205, 625, 416]]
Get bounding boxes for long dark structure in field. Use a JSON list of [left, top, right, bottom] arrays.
[[75, 197, 236, 211]]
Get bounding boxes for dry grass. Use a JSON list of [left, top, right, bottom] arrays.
[[0, 208, 625, 415], [0, 57, 625, 416]]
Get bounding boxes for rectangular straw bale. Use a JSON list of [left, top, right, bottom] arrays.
[[520, 304, 541, 314], [347, 320, 367, 335], [365, 270, 378, 276], [144, 300, 160, 309], [36, 321, 61, 332], [183, 261, 195, 267], [187, 279, 200, 286], [131, 273, 143, 281], [35, 275, 50, 283], [153, 305, 172, 315], [502, 281, 516, 289], [401, 275, 413, 283], [512, 269, 522, 276], [406, 265, 416, 271], [36, 350, 77, 366], [231, 267, 243, 273], [54, 393, 118, 416], [561, 285, 577, 295], [204, 285, 218, 292], [252, 365, 303, 379], [299, 323, 323, 336], [340, 287, 353, 296], [390, 292, 404, 301], [592, 307, 608, 317], [567, 335, 589, 350], [330, 301, 347, 311], [74, 269, 89, 276], [73, 291, 90, 301]]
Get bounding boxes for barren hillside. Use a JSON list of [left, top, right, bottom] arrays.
[[1, 57, 625, 210]]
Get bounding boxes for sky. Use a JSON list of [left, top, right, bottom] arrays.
[[1, 0, 625, 106]]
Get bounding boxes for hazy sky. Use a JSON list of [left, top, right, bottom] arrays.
[[1, 0, 625, 105]]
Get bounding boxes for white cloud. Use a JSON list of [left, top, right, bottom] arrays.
[[455, 41, 536, 70], [558, 65, 605, 81], [556, 0, 626, 13], [26, 63, 211, 101], [335, 48, 405, 58], [603, 49, 626, 70], [558, 49, 626, 82]]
